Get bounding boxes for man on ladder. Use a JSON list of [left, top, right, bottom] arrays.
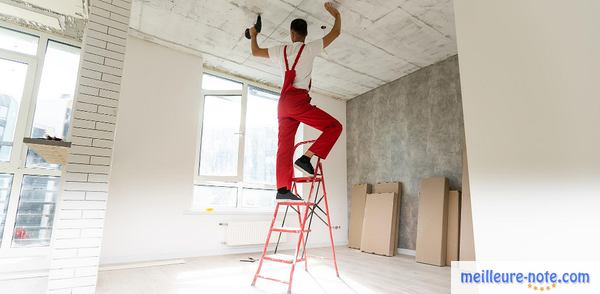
[[249, 2, 343, 202]]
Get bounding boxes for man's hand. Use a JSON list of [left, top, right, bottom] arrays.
[[324, 2, 340, 17], [323, 2, 341, 49], [249, 26, 258, 38]]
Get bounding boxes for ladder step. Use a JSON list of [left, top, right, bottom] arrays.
[[272, 226, 310, 233], [263, 254, 306, 264], [276, 201, 315, 206], [292, 176, 322, 183], [256, 275, 289, 285]]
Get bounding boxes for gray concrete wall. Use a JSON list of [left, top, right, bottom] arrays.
[[346, 55, 464, 250]]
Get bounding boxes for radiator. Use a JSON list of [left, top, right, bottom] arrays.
[[224, 221, 287, 246]]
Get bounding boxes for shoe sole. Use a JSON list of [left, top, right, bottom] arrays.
[[276, 198, 304, 202], [294, 163, 314, 175]]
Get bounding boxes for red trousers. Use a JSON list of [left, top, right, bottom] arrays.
[[276, 88, 342, 189]]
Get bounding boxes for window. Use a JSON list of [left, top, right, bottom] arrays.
[[195, 74, 298, 210], [0, 25, 80, 252]]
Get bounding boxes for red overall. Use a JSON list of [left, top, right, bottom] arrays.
[[276, 44, 343, 190]]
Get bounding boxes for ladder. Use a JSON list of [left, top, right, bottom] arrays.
[[251, 140, 340, 293]]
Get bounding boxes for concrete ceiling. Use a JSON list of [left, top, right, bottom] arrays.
[[134, 0, 457, 99], [0, 0, 87, 39]]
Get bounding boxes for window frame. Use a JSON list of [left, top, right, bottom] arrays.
[[194, 70, 294, 212], [0, 21, 81, 257]]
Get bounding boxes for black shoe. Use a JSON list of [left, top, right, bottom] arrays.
[[294, 156, 315, 175], [276, 190, 303, 202]]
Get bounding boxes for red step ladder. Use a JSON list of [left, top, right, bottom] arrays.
[[251, 140, 340, 293]]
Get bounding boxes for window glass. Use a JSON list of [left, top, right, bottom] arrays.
[[242, 188, 275, 209], [26, 41, 80, 169], [243, 87, 278, 184], [202, 74, 242, 91], [192, 185, 237, 209], [12, 176, 60, 247], [199, 95, 242, 177], [0, 26, 38, 55], [0, 58, 28, 162], [0, 174, 13, 246]]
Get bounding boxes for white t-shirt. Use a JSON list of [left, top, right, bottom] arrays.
[[268, 39, 323, 90]]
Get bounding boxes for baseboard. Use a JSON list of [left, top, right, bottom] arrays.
[[397, 248, 416, 256], [100, 259, 186, 271]]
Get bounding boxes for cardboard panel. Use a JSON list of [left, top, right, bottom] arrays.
[[446, 190, 461, 265], [459, 150, 476, 261], [373, 182, 402, 256], [416, 177, 449, 266], [348, 184, 371, 249], [360, 192, 395, 256]]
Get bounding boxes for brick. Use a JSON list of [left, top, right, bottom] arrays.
[[101, 72, 121, 84], [111, 0, 131, 10], [81, 228, 103, 238], [73, 111, 116, 123], [87, 21, 108, 34], [99, 89, 120, 99], [91, 14, 129, 32], [106, 42, 126, 54], [91, 139, 113, 149], [48, 268, 75, 279], [108, 27, 128, 39], [70, 144, 113, 157], [59, 200, 107, 210], [77, 93, 119, 108], [80, 68, 102, 80], [87, 174, 109, 183], [90, 156, 111, 165], [70, 137, 93, 147], [58, 219, 104, 229], [82, 52, 104, 64], [61, 191, 86, 200], [104, 57, 124, 69], [75, 101, 99, 113], [71, 127, 115, 141], [79, 85, 100, 96], [68, 154, 91, 164], [97, 106, 117, 116], [64, 173, 88, 182], [65, 182, 109, 192], [66, 163, 110, 174], [54, 229, 81, 239], [54, 238, 102, 250], [81, 60, 121, 76], [74, 266, 99, 277], [72, 118, 96, 129], [95, 122, 115, 132], [92, 0, 130, 18], [72, 286, 97, 294], [90, 6, 110, 18], [82, 210, 106, 219], [85, 192, 108, 201], [48, 275, 97, 289], [85, 45, 124, 62], [85, 29, 126, 47], [80, 76, 121, 92], [110, 11, 129, 24]]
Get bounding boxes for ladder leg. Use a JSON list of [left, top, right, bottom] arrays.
[[296, 203, 309, 271], [289, 203, 307, 293], [252, 203, 280, 286], [321, 165, 340, 277]]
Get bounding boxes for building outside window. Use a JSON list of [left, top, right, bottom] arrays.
[[0, 24, 80, 252]]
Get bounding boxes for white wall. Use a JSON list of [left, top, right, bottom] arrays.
[[454, 0, 600, 261], [100, 36, 348, 264]]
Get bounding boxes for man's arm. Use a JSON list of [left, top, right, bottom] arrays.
[[323, 2, 341, 49], [249, 26, 269, 58]]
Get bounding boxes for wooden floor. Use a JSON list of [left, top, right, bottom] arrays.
[[97, 247, 450, 294]]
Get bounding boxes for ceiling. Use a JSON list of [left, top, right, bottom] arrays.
[[137, 0, 458, 99], [0, 0, 87, 39]]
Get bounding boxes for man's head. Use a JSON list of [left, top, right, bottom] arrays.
[[290, 18, 308, 42]]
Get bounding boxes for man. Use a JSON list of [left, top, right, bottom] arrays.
[[248, 2, 342, 201]]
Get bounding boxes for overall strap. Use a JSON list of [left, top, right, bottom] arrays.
[[283, 44, 306, 71]]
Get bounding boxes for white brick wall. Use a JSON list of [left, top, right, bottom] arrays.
[[47, 0, 132, 293]]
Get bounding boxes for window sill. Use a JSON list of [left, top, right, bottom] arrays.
[[185, 208, 285, 216]]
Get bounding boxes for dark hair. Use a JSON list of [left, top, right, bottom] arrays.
[[290, 18, 308, 37]]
